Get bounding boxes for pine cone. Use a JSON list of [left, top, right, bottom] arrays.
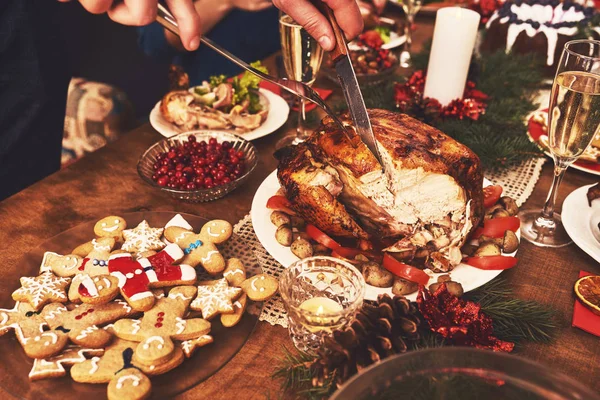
[[310, 294, 421, 389]]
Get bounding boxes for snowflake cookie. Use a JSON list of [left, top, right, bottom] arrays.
[[12, 272, 71, 311], [191, 278, 242, 320]]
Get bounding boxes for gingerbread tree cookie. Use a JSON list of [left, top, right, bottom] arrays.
[[29, 344, 105, 381], [12, 272, 70, 311], [190, 278, 242, 320], [112, 286, 211, 365], [108, 243, 196, 311], [121, 220, 165, 254], [41, 299, 137, 352], [164, 220, 232, 274], [0, 302, 68, 359]]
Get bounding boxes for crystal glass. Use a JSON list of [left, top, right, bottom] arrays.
[[279, 256, 365, 354], [521, 40, 600, 247], [276, 12, 324, 149], [330, 348, 600, 400], [397, 0, 423, 68]]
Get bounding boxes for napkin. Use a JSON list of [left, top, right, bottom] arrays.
[[572, 270, 600, 337], [258, 81, 333, 112]]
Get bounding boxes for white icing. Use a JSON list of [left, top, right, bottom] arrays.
[[143, 336, 165, 350], [76, 325, 98, 340], [42, 332, 58, 345], [201, 250, 219, 263], [116, 299, 133, 313], [175, 317, 186, 334], [102, 224, 120, 233], [116, 374, 141, 389], [0, 312, 8, 325], [89, 356, 100, 374], [168, 292, 192, 301], [224, 269, 243, 277], [44, 306, 68, 320], [92, 239, 111, 252], [206, 226, 222, 237], [131, 320, 142, 334], [175, 231, 192, 242]]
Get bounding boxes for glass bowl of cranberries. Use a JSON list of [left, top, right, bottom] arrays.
[[137, 130, 257, 202]]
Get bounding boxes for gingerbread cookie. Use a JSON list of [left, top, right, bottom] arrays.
[[94, 216, 127, 240], [181, 334, 213, 358], [133, 345, 185, 376], [108, 244, 196, 311], [241, 274, 278, 302], [12, 272, 71, 311], [0, 302, 68, 359], [221, 293, 247, 328], [164, 220, 232, 275], [73, 237, 116, 267], [77, 275, 121, 305], [108, 368, 152, 400], [112, 286, 211, 365], [191, 278, 242, 320], [39, 252, 84, 277], [29, 344, 105, 381], [223, 258, 246, 287], [42, 299, 136, 350], [163, 214, 193, 245], [122, 220, 165, 254]]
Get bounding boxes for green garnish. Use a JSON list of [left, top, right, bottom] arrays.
[[375, 25, 392, 44], [209, 74, 227, 88], [206, 61, 268, 113]]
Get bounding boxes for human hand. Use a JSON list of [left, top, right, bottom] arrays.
[[65, 0, 202, 50], [271, 0, 363, 51], [227, 0, 273, 11], [372, 0, 387, 14]]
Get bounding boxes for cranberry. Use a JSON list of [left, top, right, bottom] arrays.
[[161, 158, 170, 166], [157, 176, 169, 187], [218, 163, 227, 171], [188, 135, 197, 143], [194, 167, 205, 175], [209, 138, 217, 145], [175, 163, 184, 171], [167, 170, 175, 177], [204, 177, 213, 186], [205, 183, 214, 189], [186, 182, 197, 190], [236, 151, 245, 159], [216, 171, 226, 180], [194, 177, 204, 185], [175, 171, 183, 178], [167, 151, 176, 159], [199, 140, 207, 147], [169, 176, 178, 184], [230, 156, 240, 165], [222, 177, 231, 184], [222, 141, 231, 149], [178, 177, 188, 186], [158, 166, 169, 175], [152, 174, 158, 180]]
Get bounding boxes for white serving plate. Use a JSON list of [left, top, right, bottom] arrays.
[[150, 88, 290, 141], [251, 170, 517, 301], [563, 184, 600, 263]]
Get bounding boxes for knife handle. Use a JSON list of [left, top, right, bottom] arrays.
[[308, 0, 349, 61]]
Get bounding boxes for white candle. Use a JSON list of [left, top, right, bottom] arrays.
[[423, 7, 481, 106], [299, 297, 343, 331]]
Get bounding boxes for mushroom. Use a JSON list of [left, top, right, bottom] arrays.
[[392, 278, 418, 296], [291, 237, 314, 259], [275, 225, 293, 246], [270, 211, 291, 228], [429, 281, 464, 297], [474, 242, 502, 257], [362, 262, 394, 288], [502, 230, 519, 253], [499, 196, 519, 216]]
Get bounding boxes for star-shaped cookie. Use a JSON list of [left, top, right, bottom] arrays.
[[121, 220, 165, 254], [190, 279, 242, 320], [12, 272, 71, 310]]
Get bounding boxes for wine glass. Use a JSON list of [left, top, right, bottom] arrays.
[[520, 40, 600, 247], [276, 12, 325, 149], [397, 0, 423, 68]]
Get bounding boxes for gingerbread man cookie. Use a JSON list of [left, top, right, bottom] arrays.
[[223, 258, 247, 287], [190, 278, 242, 320], [181, 334, 213, 358], [73, 237, 116, 268], [164, 220, 232, 275], [77, 275, 121, 305], [0, 302, 68, 359], [12, 272, 71, 311], [39, 252, 84, 277], [29, 344, 105, 381], [121, 220, 165, 254], [241, 274, 278, 302], [94, 216, 127, 240], [221, 294, 247, 328], [112, 286, 211, 365], [108, 369, 152, 400], [41, 299, 137, 351], [108, 243, 196, 311]]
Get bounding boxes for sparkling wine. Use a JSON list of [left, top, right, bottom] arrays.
[[279, 14, 324, 85], [549, 71, 600, 161], [401, 0, 423, 18]]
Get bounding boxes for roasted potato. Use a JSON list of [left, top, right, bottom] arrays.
[[499, 196, 519, 216], [392, 277, 418, 296], [291, 237, 313, 259], [429, 281, 464, 297], [275, 225, 293, 246], [437, 274, 451, 283], [270, 211, 291, 228], [362, 262, 394, 288], [474, 242, 502, 257]]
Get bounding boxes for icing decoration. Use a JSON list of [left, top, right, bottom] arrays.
[[486, 0, 600, 66], [180, 335, 214, 358], [191, 278, 242, 320], [201, 250, 219, 264], [116, 374, 141, 389], [142, 336, 165, 350], [121, 220, 166, 254], [250, 276, 267, 293], [175, 317, 186, 334], [224, 269, 244, 277], [12, 272, 71, 310], [89, 356, 101, 374], [76, 325, 99, 340], [28, 345, 104, 381], [184, 239, 203, 255]]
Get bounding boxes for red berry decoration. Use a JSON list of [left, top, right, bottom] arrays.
[[151, 138, 246, 191]]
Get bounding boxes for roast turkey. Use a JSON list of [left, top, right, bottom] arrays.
[[276, 109, 484, 272]]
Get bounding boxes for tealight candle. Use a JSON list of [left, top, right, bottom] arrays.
[[423, 7, 481, 106], [299, 297, 343, 331]]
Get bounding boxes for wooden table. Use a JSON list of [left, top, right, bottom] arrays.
[[1, 18, 600, 399]]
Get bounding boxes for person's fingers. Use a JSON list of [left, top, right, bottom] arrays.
[[165, 0, 203, 51], [249, 1, 273, 11], [323, 0, 363, 39], [272, 0, 335, 51], [77, 0, 114, 14], [372, 0, 387, 14], [106, 0, 157, 25]]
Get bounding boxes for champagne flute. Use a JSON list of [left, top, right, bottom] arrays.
[[520, 40, 600, 247], [398, 0, 423, 68], [276, 12, 324, 149]]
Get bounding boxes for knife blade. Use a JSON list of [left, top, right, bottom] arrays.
[[309, 1, 384, 167]]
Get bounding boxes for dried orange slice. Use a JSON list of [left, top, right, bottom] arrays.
[[574, 275, 600, 315]]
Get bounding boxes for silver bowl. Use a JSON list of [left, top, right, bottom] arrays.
[[137, 130, 258, 202]]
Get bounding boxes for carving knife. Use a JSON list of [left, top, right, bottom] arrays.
[[309, 0, 384, 167]]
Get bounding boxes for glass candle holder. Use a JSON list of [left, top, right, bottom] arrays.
[[279, 256, 365, 354]]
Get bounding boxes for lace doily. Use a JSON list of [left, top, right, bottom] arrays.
[[242, 159, 547, 328]]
